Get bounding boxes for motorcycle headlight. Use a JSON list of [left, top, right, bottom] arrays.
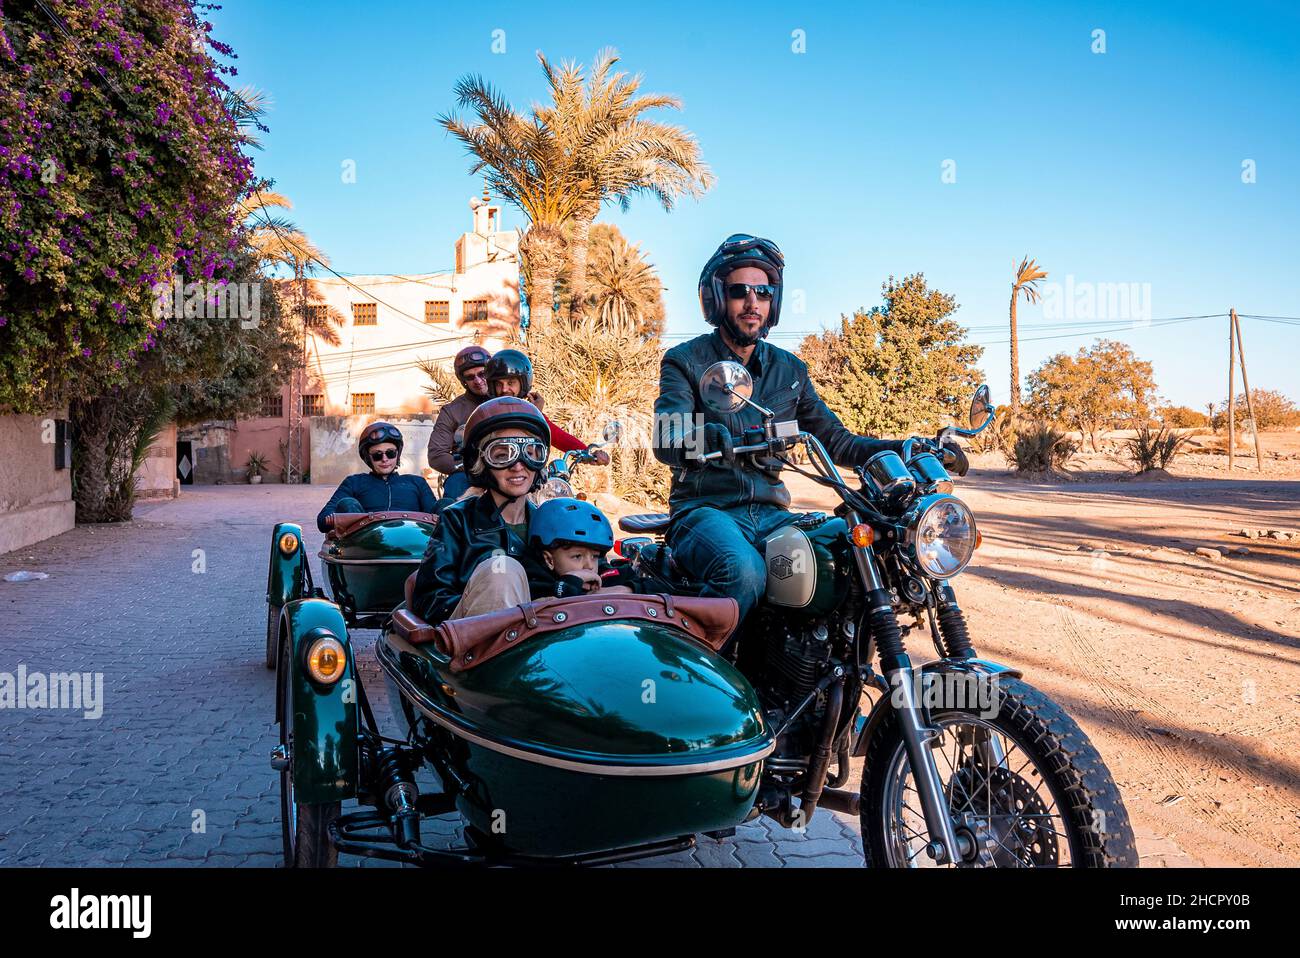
[[538, 477, 574, 501], [905, 495, 977, 578]]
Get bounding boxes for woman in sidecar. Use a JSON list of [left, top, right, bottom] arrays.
[[316, 422, 437, 533]]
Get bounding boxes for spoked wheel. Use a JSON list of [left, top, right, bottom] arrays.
[[278, 637, 339, 868], [265, 604, 280, 670], [860, 676, 1137, 868]]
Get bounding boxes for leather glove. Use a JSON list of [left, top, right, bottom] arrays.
[[699, 423, 735, 465], [940, 440, 970, 477]]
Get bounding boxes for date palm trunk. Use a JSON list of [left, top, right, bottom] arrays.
[[1009, 289, 1021, 412], [566, 205, 598, 323]]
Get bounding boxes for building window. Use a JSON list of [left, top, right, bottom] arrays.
[[302, 394, 324, 417], [259, 393, 283, 418], [351, 393, 376, 416], [462, 299, 488, 325], [352, 302, 377, 326], [305, 304, 329, 328], [425, 300, 450, 324]]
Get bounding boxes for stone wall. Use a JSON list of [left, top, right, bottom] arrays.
[[0, 412, 76, 556]]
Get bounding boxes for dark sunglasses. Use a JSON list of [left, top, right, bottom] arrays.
[[369, 448, 399, 462], [726, 283, 777, 301], [481, 437, 548, 471], [460, 369, 487, 383]]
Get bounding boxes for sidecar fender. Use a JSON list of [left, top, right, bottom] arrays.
[[277, 597, 359, 804], [267, 522, 307, 609], [851, 658, 1023, 757]]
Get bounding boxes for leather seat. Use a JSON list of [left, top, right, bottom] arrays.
[[618, 512, 672, 534]]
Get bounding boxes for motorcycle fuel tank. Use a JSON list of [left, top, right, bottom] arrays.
[[763, 515, 850, 616]]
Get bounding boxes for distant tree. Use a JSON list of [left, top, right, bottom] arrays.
[[573, 223, 665, 338], [800, 274, 984, 436], [1009, 257, 1049, 412], [1156, 404, 1209, 428], [1026, 339, 1157, 451], [1210, 389, 1300, 431]]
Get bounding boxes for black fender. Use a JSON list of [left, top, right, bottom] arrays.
[[851, 658, 1023, 757]]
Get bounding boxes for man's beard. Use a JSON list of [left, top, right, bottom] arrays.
[[721, 312, 768, 348]]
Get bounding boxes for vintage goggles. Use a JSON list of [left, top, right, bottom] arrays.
[[481, 437, 548, 470]]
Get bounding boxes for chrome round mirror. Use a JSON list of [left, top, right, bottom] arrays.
[[969, 385, 993, 429], [601, 419, 624, 446], [700, 361, 753, 414]]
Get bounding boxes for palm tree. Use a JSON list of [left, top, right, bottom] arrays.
[[1009, 256, 1048, 411], [439, 76, 588, 325], [534, 49, 712, 322], [583, 223, 665, 338]]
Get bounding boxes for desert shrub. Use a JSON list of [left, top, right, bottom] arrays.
[[1158, 405, 1208, 428], [1124, 424, 1191, 472], [1011, 421, 1078, 473]]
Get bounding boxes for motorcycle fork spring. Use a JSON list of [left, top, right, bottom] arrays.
[[929, 584, 975, 659]]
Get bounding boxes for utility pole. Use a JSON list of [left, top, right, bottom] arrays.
[[1228, 313, 1236, 470], [1231, 309, 1265, 472]]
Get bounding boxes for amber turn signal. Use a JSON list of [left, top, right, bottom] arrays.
[[306, 636, 346, 685], [278, 532, 300, 556], [975, 530, 983, 550], [850, 524, 875, 548]]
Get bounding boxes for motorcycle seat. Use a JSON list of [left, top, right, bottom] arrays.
[[618, 512, 672, 534]]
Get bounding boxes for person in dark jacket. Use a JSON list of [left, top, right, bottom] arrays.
[[411, 399, 627, 624], [316, 422, 437, 533], [653, 234, 969, 625], [427, 345, 493, 499]]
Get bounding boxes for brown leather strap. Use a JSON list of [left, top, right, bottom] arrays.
[[326, 511, 438, 540]]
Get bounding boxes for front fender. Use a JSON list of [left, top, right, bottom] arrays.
[[851, 658, 1023, 757], [267, 522, 307, 609], [279, 598, 358, 804]]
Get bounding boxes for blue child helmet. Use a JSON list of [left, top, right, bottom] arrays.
[[529, 497, 614, 553]]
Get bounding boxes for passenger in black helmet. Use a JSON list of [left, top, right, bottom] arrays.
[[316, 421, 437, 533], [653, 234, 970, 634], [485, 348, 610, 463], [427, 345, 493, 498]]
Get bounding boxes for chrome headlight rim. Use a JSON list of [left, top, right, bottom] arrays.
[[903, 493, 978, 579]]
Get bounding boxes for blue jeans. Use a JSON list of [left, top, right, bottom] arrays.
[[667, 503, 797, 624], [442, 469, 470, 501]]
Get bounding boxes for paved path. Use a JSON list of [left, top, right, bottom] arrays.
[[0, 486, 864, 867]]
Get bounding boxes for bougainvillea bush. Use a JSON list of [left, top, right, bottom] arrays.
[[0, 0, 253, 413]]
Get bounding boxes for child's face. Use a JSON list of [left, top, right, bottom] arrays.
[[543, 544, 601, 576]]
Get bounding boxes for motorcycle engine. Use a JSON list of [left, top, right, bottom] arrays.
[[750, 618, 831, 709]]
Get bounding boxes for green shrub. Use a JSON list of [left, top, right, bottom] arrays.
[[1125, 425, 1191, 472], [1011, 422, 1078, 473]]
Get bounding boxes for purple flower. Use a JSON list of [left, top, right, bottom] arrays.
[[59, 91, 72, 104]]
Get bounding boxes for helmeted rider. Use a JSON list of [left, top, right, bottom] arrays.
[[316, 421, 438, 533], [653, 233, 969, 629], [484, 348, 610, 464], [412, 398, 631, 625], [427, 345, 493, 499]]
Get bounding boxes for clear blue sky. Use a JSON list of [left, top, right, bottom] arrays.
[[210, 0, 1299, 409]]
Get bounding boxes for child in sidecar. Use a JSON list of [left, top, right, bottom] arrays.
[[529, 497, 639, 598], [316, 422, 438, 533]]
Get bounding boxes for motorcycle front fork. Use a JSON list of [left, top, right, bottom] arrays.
[[849, 526, 975, 866]]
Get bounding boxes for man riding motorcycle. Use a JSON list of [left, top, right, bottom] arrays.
[[427, 345, 493, 500], [653, 233, 968, 627], [317, 422, 438, 533]]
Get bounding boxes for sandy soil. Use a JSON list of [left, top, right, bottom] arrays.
[[778, 448, 1300, 867]]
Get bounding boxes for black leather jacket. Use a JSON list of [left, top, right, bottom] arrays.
[[654, 331, 903, 517], [411, 492, 632, 624]]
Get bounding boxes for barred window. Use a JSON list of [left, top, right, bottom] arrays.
[[462, 299, 488, 325], [259, 393, 283, 418], [302, 394, 324, 417], [351, 393, 376, 416], [425, 300, 450, 324], [352, 302, 377, 326]]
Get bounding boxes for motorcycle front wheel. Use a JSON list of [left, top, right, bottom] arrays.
[[859, 676, 1137, 867], [278, 636, 340, 868]]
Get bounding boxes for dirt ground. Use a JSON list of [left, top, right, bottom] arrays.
[[779, 435, 1300, 867]]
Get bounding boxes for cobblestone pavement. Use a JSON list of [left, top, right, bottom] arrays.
[[0, 486, 1190, 867]]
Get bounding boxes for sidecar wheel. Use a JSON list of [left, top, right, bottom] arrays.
[[859, 676, 1137, 868], [277, 637, 339, 867], [265, 604, 280, 670]]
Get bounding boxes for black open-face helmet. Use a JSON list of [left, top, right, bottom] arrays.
[[485, 348, 533, 398], [462, 397, 551, 491], [358, 421, 403, 465], [698, 234, 785, 340]]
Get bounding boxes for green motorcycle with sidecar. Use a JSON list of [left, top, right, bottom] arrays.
[[265, 368, 1138, 867]]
